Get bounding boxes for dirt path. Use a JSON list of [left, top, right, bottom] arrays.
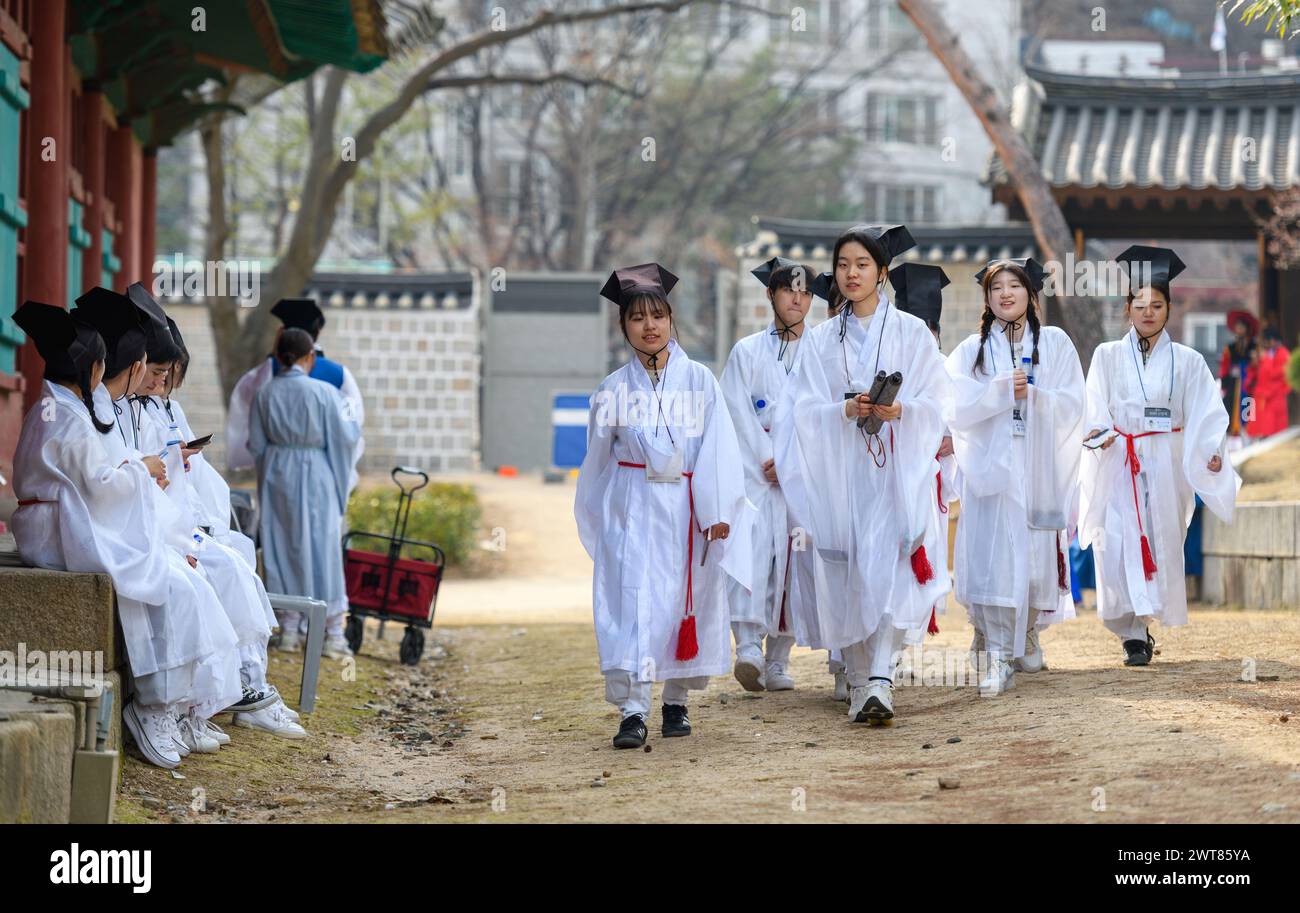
[[116, 473, 1300, 823]]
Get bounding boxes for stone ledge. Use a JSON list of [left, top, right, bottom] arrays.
[[1202, 554, 1300, 609], [0, 694, 77, 823], [1202, 501, 1300, 560], [0, 565, 121, 670]]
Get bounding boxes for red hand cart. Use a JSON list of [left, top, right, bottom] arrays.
[[342, 467, 445, 665]]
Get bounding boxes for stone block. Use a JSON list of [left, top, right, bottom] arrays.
[[0, 566, 120, 670]]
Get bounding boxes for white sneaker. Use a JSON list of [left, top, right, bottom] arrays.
[[200, 718, 231, 746], [123, 702, 182, 769], [1014, 626, 1046, 673], [832, 671, 849, 703], [234, 701, 308, 739], [765, 661, 795, 691], [176, 713, 221, 754], [280, 703, 300, 723], [277, 631, 303, 653], [322, 634, 353, 659], [171, 715, 190, 757], [733, 647, 766, 692], [980, 659, 1016, 697], [848, 680, 895, 724]]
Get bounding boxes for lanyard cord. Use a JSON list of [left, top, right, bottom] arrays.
[[631, 343, 676, 446], [841, 297, 891, 465], [113, 399, 129, 450], [1128, 331, 1173, 405]]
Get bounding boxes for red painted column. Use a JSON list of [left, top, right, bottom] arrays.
[[81, 91, 105, 294], [140, 148, 157, 286], [19, 0, 68, 408], [107, 124, 141, 286]]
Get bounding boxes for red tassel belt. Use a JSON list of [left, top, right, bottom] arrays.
[[618, 460, 701, 660], [1114, 426, 1182, 580]]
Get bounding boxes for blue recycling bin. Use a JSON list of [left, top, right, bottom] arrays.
[[552, 393, 591, 469]]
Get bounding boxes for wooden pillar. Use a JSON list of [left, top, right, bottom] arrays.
[[140, 147, 157, 285], [107, 123, 141, 286], [19, 0, 67, 407], [81, 90, 105, 294]]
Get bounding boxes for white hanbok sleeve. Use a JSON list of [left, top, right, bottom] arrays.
[[225, 366, 261, 472], [944, 338, 1016, 500], [719, 341, 772, 499], [684, 370, 753, 593], [341, 365, 366, 494], [1027, 330, 1086, 533], [893, 335, 953, 552], [1079, 349, 1118, 549], [574, 380, 616, 561], [323, 387, 362, 514], [1181, 353, 1240, 524]]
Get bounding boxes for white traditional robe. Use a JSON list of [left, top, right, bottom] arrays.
[[945, 324, 1085, 657], [1080, 329, 1240, 627], [11, 382, 241, 715], [226, 353, 365, 493], [135, 395, 276, 647], [168, 397, 257, 567], [773, 293, 952, 650], [575, 339, 753, 682], [719, 326, 815, 642]]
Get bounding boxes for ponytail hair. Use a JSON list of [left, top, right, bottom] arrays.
[[276, 327, 315, 368], [972, 262, 1041, 376]]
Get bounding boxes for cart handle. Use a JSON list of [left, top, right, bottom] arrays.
[[392, 466, 429, 494]]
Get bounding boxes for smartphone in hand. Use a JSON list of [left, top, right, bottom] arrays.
[[185, 433, 214, 451]]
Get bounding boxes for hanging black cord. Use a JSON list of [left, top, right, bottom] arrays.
[[771, 311, 805, 372], [840, 294, 892, 466], [630, 341, 675, 446]]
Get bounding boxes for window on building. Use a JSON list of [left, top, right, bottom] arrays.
[[866, 0, 922, 53], [863, 182, 939, 223], [1185, 312, 1232, 369], [865, 93, 941, 145], [768, 0, 843, 43]]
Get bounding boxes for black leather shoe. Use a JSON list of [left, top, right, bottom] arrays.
[[661, 703, 691, 737], [613, 714, 647, 749], [1123, 631, 1154, 666]]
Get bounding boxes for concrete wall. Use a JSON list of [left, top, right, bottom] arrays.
[[1202, 501, 1300, 609]]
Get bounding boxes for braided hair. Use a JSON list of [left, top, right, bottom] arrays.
[[971, 262, 1041, 376], [45, 324, 113, 434]]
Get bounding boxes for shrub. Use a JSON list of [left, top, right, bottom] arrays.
[[346, 481, 481, 567]]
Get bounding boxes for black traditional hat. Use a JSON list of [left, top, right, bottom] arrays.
[[889, 262, 949, 325], [271, 298, 326, 332], [1114, 244, 1186, 290], [599, 263, 679, 307], [974, 257, 1047, 293], [843, 224, 916, 263]]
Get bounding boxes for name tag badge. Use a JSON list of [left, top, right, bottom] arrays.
[[1012, 407, 1027, 437], [645, 446, 683, 483], [1143, 406, 1173, 433]]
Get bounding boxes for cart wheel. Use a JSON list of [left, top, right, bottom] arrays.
[[345, 614, 365, 655], [400, 627, 424, 666]]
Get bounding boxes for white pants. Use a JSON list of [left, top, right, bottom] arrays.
[[841, 618, 906, 687], [827, 649, 844, 675], [970, 603, 1018, 661], [731, 621, 794, 667], [132, 647, 242, 721], [1102, 611, 1151, 642], [238, 641, 270, 693], [604, 670, 709, 719]]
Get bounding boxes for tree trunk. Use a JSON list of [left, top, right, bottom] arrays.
[[200, 112, 246, 398], [896, 0, 1107, 365]]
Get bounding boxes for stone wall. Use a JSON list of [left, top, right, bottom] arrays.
[[1202, 501, 1300, 609], [169, 300, 481, 477]]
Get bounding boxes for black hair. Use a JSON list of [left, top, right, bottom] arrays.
[[1124, 281, 1173, 308], [44, 325, 113, 434], [767, 264, 817, 294], [830, 228, 891, 340], [972, 262, 1041, 376], [1263, 326, 1283, 344], [101, 328, 147, 382], [302, 315, 326, 341], [276, 327, 316, 367], [144, 322, 182, 365]]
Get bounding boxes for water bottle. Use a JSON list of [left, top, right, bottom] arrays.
[[1022, 355, 1035, 385]]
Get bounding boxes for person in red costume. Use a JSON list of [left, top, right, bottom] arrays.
[[1246, 327, 1292, 438]]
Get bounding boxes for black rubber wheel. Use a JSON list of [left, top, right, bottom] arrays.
[[345, 614, 365, 655], [399, 627, 424, 666]]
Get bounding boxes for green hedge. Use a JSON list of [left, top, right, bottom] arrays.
[[346, 481, 481, 567]]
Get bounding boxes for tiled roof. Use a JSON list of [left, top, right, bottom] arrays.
[[742, 218, 1039, 263], [989, 66, 1300, 192]]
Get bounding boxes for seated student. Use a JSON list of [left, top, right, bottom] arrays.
[[250, 328, 362, 659], [10, 300, 243, 770], [128, 290, 304, 739]]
